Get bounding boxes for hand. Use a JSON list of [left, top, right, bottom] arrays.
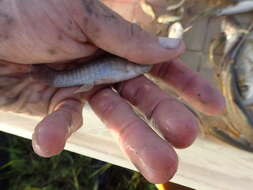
[[0, 0, 225, 184]]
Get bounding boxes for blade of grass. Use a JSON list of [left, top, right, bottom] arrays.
[[89, 163, 112, 179]]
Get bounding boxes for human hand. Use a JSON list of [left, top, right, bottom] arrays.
[[0, 0, 225, 184]]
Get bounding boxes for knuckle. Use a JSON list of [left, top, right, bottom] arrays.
[[119, 118, 142, 141], [147, 98, 172, 120], [91, 89, 122, 119], [119, 77, 153, 106], [181, 74, 198, 93], [153, 62, 173, 80], [126, 23, 143, 41]]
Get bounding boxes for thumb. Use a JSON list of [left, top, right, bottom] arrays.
[[75, 0, 185, 64]]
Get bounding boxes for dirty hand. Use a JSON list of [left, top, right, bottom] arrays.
[[0, 0, 225, 184]]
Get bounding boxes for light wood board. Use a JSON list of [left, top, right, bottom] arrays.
[[0, 105, 253, 190]]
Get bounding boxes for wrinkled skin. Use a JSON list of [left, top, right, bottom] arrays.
[[0, 0, 225, 184]]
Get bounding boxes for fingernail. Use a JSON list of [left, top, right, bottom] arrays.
[[158, 37, 181, 49]]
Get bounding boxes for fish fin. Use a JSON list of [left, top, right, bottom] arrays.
[[74, 84, 94, 94]]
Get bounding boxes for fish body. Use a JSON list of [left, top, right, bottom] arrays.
[[166, 0, 185, 11], [168, 22, 184, 39], [140, 0, 156, 20], [217, 1, 253, 16], [32, 55, 152, 91], [221, 17, 253, 105], [234, 31, 253, 103], [157, 14, 182, 24], [221, 17, 242, 54]]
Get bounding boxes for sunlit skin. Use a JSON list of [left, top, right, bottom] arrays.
[[0, 0, 225, 183]]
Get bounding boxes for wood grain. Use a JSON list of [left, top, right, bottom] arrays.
[[0, 104, 253, 190]]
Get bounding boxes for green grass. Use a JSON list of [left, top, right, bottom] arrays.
[[0, 133, 156, 190]]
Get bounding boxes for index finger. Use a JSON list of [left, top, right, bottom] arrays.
[[150, 60, 226, 115]]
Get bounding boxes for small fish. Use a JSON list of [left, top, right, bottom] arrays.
[[168, 22, 184, 39], [217, 1, 253, 16], [221, 17, 242, 54], [234, 31, 253, 104], [31, 55, 152, 93], [157, 14, 182, 24], [140, 0, 156, 20], [220, 17, 253, 107], [166, 0, 185, 11]]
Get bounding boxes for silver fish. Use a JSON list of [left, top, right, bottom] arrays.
[[140, 0, 156, 20], [166, 0, 185, 11], [31, 55, 152, 92], [168, 22, 184, 39], [234, 31, 253, 104], [217, 1, 253, 16], [157, 14, 182, 24]]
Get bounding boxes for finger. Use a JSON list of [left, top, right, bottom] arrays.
[[150, 60, 226, 115], [32, 85, 103, 157], [75, 0, 185, 64], [116, 76, 199, 148], [89, 89, 178, 184], [32, 98, 84, 157]]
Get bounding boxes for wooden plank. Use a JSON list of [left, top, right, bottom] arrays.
[[0, 105, 253, 190]]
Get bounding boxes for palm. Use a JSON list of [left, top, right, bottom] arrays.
[[0, 63, 43, 115]]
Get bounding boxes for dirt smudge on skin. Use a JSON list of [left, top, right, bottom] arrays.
[[0, 12, 15, 42], [80, 0, 121, 40], [47, 49, 58, 56], [0, 12, 14, 25], [57, 34, 63, 41]]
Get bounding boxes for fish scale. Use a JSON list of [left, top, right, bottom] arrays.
[[32, 55, 152, 89]]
